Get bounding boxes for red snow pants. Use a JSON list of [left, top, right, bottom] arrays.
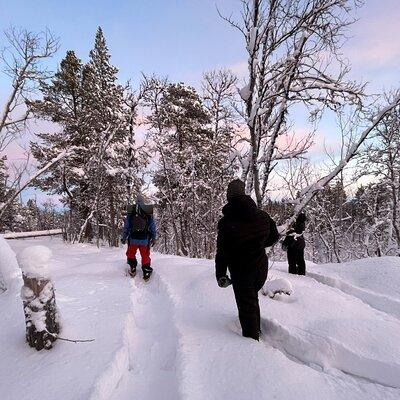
[[126, 244, 151, 266]]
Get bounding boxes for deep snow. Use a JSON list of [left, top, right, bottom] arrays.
[[1, 237, 400, 400]]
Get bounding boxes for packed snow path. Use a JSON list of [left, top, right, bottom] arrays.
[[109, 274, 180, 400], [1, 237, 400, 400]]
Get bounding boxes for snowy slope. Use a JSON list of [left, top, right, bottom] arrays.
[[1, 238, 400, 400], [306, 258, 400, 319], [0, 237, 133, 400]]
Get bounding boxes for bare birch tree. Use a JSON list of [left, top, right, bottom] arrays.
[[0, 27, 58, 151], [0, 28, 59, 226], [222, 0, 365, 207], [358, 93, 400, 253]]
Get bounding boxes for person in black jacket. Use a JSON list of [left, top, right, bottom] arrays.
[[215, 179, 280, 341], [282, 213, 307, 275]]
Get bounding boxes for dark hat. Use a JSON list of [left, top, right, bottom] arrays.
[[227, 179, 246, 199], [296, 212, 307, 223]]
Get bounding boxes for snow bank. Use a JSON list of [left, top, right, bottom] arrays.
[[307, 257, 400, 318], [17, 245, 52, 279], [0, 235, 21, 292]]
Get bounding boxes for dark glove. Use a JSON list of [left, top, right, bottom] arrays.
[[121, 238, 126, 245], [217, 276, 232, 288], [150, 238, 156, 247]]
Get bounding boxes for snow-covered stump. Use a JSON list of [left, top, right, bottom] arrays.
[[18, 246, 60, 351]]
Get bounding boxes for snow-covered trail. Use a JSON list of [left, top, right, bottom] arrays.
[[109, 274, 181, 400], [2, 237, 400, 400]]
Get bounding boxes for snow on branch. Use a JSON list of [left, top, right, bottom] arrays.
[[282, 93, 400, 230], [0, 148, 74, 219]]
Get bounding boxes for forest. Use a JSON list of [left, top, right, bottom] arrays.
[[1, 0, 399, 263]]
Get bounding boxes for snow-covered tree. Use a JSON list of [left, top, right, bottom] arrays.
[[0, 27, 58, 151], [222, 0, 365, 207], [201, 70, 238, 256], [0, 156, 15, 231], [0, 27, 61, 224], [146, 78, 236, 257], [31, 27, 146, 246], [358, 98, 400, 254]]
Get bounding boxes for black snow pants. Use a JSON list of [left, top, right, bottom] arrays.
[[287, 248, 306, 275], [232, 266, 268, 341]]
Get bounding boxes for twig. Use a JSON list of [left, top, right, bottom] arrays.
[[47, 331, 95, 343], [57, 336, 95, 343]]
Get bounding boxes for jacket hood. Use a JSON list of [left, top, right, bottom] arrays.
[[222, 195, 258, 219]]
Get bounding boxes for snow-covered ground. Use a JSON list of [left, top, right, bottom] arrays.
[[1, 237, 400, 400]]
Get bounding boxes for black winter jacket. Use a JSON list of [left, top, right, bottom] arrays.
[[215, 195, 279, 285], [282, 220, 306, 251]]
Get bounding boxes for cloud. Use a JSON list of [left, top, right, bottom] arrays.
[[345, 4, 400, 69]]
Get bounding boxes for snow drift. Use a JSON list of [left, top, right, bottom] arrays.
[[0, 234, 22, 292]]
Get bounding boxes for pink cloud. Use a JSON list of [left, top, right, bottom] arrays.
[[345, 5, 400, 68]]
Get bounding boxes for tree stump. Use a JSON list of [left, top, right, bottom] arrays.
[[18, 246, 59, 351]]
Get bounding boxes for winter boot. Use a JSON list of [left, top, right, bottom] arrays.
[[128, 258, 137, 277], [142, 264, 153, 282]]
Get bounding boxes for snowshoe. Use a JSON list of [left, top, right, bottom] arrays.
[[128, 267, 137, 278]]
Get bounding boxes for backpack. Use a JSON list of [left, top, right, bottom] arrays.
[[129, 205, 149, 238]]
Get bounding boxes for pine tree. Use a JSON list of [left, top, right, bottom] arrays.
[[30, 28, 145, 246], [149, 80, 235, 257], [30, 49, 89, 240], [80, 27, 144, 246]]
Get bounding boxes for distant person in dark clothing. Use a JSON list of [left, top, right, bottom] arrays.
[[215, 179, 280, 341], [282, 213, 307, 275]]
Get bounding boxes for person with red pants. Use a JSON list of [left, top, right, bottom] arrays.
[[121, 195, 157, 280]]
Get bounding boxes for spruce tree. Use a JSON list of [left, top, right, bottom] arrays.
[[150, 82, 230, 257], [30, 28, 145, 245]]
